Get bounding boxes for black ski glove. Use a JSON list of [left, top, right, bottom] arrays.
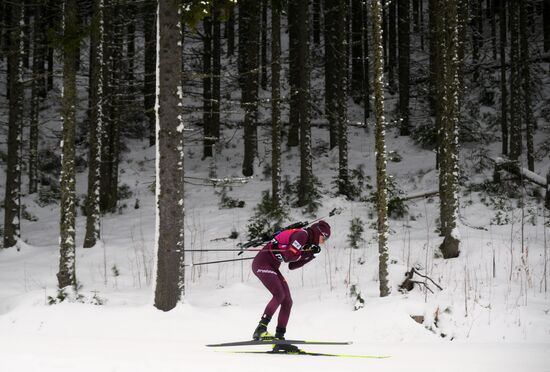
[[309, 244, 321, 254]]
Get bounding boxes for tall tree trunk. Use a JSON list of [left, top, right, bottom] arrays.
[[544, 0, 550, 52], [84, 0, 105, 248], [271, 0, 281, 210], [313, 0, 321, 45], [398, 0, 410, 135], [58, 0, 78, 288], [238, 3, 248, 90], [288, 0, 300, 147], [333, 0, 349, 197], [100, 2, 113, 213], [126, 3, 136, 104], [297, 0, 313, 209], [438, 0, 461, 259], [203, 16, 213, 158], [46, 0, 56, 92], [260, 0, 268, 90], [362, 0, 370, 120], [509, 1, 522, 161], [23, 0, 31, 69], [144, 0, 157, 146], [520, 1, 534, 171], [371, 0, 390, 297], [471, 0, 481, 82], [325, 0, 338, 149], [226, 7, 235, 56], [29, 0, 45, 195], [154, 0, 185, 311], [324, 0, 338, 149], [388, 0, 397, 92], [3, 1, 24, 249], [490, 0, 497, 60], [242, 0, 260, 177], [351, 0, 363, 102], [212, 8, 221, 153], [500, 0, 508, 156]]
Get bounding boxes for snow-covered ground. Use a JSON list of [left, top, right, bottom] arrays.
[[1, 121, 549, 371]]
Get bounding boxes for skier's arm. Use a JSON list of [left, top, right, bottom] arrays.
[[288, 250, 316, 270], [283, 230, 309, 263]]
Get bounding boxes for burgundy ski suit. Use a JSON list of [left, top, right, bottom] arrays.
[[252, 228, 316, 329]]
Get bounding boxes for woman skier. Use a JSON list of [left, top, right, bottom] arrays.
[[251, 220, 331, 352]]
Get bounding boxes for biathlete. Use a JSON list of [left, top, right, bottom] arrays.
[[251, 220, 331, 352]]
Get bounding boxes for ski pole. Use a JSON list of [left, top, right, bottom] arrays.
[[171, 248, 317, 253], [183, 257, 254, 267]]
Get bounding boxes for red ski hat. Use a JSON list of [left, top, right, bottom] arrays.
[[309, 220, 331, 245]]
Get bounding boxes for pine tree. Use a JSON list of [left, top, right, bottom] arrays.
[[520, 0, 534, 171], [84, 0, 105, 248], [509, 0, 522, 161], [287, 0, 300, 147], [154, 0, 185, 312], [226, 7, 235, 56], [212, 7, 221, 153], [387, 0, 397, 91], [29, 0, 46, 195], [297, 0, 314, 209], [260, 0, 268, 90], [544, 0, 550, 52], [143, 0, 157, 146], [203, 15, 213, 158], [313, 0, 321, 45], [438, 0, 461, 259], [324, 0, 338, 149], [271, 0, 282, 210], [328, 0, 350, 197], [398, 0, 410, 135], [351, 0, 363, 102], [371, 0, 390, 297], [362, 0, 370, 120], [241, 0, 260, 176], [3, 1, 24, 249], [500, 0, 508, 156], [58, 0, 78, 288]]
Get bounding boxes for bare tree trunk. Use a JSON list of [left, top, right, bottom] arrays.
[[84, 0, 104, 248], [29, 0, 45, 195], [212, 8, 221, 152], [438, 0, 461, 259], [226, 7, 235, 57], [143, 0, 157, 146], [313, 0, 321, 45], [509, 1, 522, 161], [154, 0, 185, 311], [58, 0, 78, 288], [372, 0, 391, 297], [260, 0, 268, 90], [520, 1, 534, 171], [398, 0, 410, 135], [242, 0, 260, 177], [500, 0, 508, 156], [271, 0, 281, 210], [3, 1, 24, 249], [288, 0, 300, 147], [203, 15, 213, 158], [297, 0, 313, 209], [324, 0, 338, 149], [544, 0, 550, 52], [351, 0, 363, 102], [388, 0, 397, 92]]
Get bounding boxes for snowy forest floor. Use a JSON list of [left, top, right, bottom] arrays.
[[0, 117, 549, 371]]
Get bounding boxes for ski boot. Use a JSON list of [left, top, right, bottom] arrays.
[[272, 327, 302, 354], [252, 318, 273, 340]]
